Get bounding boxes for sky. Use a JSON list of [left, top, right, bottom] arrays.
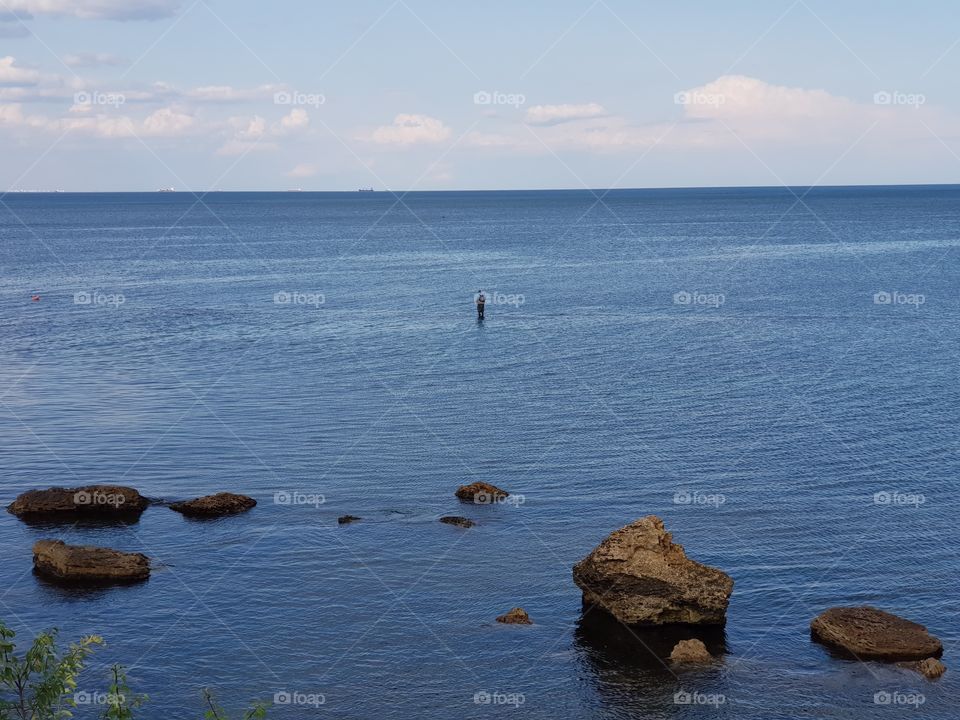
[[0, 0, 959, 191]]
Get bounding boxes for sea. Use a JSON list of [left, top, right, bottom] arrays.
[[0, 186, 957, 719]]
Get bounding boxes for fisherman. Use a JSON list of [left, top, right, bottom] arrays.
[[476, 290, 486, 320]]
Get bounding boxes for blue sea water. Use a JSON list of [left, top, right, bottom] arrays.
[[0, 186, 957, 719]]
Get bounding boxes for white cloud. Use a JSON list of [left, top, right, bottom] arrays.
[[368, 113, 451, 146], [287, 163, 317, 178], [273, 108, 308, 134], [4, 0, 180, 21], [525, 103, 607, 126], [186, 84, 281, 103], [64, 52, 126, 68], [0, 56, 40, 86]]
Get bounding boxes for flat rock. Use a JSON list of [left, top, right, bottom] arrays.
[[8, 486, 148, 519], [811, 607, 942, 662], [455, 482, 509, 504], [669, 639, 713, 664], [496, 607, 532, 625], [338, 515, 361, 525], [440, 516, 475, 528], [572, 516, 733, 625], [169, 493, 256, 517], [33, 540, 149, 583]]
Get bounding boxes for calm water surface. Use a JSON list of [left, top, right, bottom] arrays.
[[0, 187, 957, 718]]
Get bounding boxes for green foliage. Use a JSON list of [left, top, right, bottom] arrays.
[[101, 665, 146, 720], [0, 621, 102, 720], [201, 689, 266, 720]]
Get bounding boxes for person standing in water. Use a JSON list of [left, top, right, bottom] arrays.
[[476, 290, 486, 320]]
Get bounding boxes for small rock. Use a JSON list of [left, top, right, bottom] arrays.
[[669, 639, 713, 664], [455, 482, 509, 504], [811, 607, 943, 662], [8, 486, 148, 519], [33, 540, 149, 583], [169, 493, 256, 518], [440, 516, 475, 528], [338, 515, 361, 525], [904, 657, 947, 680], [496, 607, 532, 625], [572, 516, 734, 625]]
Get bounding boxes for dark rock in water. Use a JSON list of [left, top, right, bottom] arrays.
[[8, 486, 148, 520], [572, 516, 733, 625], [900, 657, 947, 680], [811, 607, 942, 662], [169, 493, 256, 518], [669, 639, 713, 664], [338, 515, 361, 525], [440, 516, 475, 528], [33, 540, 149, 583], [455, 482, 509, 504], [496, 607, 532, 625]]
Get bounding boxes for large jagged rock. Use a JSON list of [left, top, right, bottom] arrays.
[[8, 486, 148, 519], [669, 639, 713, 664], [455, 482, 509, 504], [33, 540, 149, 583], [572, 516, 733, 625], [169, 492, 256, 518], [811, 607, 942, 662]]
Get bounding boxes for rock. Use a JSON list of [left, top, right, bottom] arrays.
[[33, 540, 149, 583], [810, 607, 943, 662], [169, 493, 256, 518], [572, 516, 733, 625], [900, 657, 947, 680], [455, 482, 509, 504], [440, 516, 475, 528], [8, 486, 148, 519], [669, 639, 713, 664], [496, 607, 532, 625], [338, 515, 361, 525]]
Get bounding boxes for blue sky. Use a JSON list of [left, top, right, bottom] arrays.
[[1, 0, 959, 190]]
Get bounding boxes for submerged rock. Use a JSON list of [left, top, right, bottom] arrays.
[[455, 482, 509, 504], [811, 607, 942, 662], [901, 657, 948, 680], [669, 639, 713, 664], [440, 516, 475, 528], [8, 486, 148, 519], [33, 540, 149, 583], [572, 516, 733, 625], [338, 515, 361, 525], [169, 493, 256, 518], [496, 607, 532, 625]]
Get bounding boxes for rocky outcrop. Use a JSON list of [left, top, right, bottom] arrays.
[[572, 516, 733, 625], [811, 607, 942, 662], [440, 516, 475, 528], [901, 657, 947, 680], [338, 515, 361, 525], [33, 540, 149, 583], [669, 639, 713, 664], [455, 482, 509, 504], [8, 486, 148, 519], [169, 493, 256, 518], [496, 607, 532, 625]]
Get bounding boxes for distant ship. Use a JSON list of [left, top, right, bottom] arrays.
[[358, 187, 375, 192], [157, 187, 176, 193]]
